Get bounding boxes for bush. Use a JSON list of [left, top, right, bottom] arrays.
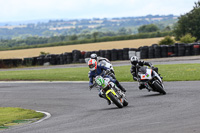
[[159, 36, 175, 45], [179, 33, 197, 43]]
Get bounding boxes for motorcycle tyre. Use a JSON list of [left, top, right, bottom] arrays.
[[153, 81, 166, 95], [123, 98, 128, 107], [107, 92, 123, 108]]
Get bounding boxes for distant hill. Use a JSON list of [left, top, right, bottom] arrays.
[[0, 14, 178, 39]]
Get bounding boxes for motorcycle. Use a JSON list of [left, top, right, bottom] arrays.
[[136, 66, 166, 95], [91, 71, 128, 108]]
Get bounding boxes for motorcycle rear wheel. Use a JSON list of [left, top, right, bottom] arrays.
[[107, 92, 123, 108], [153, 81, 166, 95]]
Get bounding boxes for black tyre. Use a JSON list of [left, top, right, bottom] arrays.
[[107, 92, 123, 108], [123, 98, 128, 107], [153, 81, 166, 95]]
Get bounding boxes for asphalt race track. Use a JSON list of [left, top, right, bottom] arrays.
[[0, 81, 200, 133]]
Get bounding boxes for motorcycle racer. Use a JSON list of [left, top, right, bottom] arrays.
[[88, 59, 126, 104], [90, 53, 115, 78], [130, 56, 162, 89]]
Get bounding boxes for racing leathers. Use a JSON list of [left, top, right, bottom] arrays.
[[89, 64, 126, 92], [130, 60, 159, 89]]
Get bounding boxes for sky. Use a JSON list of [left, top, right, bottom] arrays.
[[0, 0, 198, 22]]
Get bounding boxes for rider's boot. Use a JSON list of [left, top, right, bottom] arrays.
[[138, 82, 145, 90], [100, 92, 111, 105], [116, 80, 126, 92], [117, 84, 126, 92], [139, 84, 145, 90]]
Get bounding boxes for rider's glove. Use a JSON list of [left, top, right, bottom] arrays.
[[105, 69, 111, 75]]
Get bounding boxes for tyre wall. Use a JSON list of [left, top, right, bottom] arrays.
[[1, 43, 200, 68]]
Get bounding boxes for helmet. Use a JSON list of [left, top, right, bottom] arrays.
[[88, 59, 97, 71], [130, 56, 139, 65], [90, 53, 97, 60]]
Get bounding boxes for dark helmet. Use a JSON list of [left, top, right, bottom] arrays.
[[130, 56, 139, 65], [90, 53, 97, 60]]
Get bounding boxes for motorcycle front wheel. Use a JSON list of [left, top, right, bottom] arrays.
[[123, 97, 128, 107], [107, 92, 123, 108], [153, 81, 166, 95]]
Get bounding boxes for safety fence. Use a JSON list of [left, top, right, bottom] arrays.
[[0, 43, 200, 68]]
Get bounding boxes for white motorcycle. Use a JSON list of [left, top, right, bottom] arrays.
[[136, 66, 166, 95]]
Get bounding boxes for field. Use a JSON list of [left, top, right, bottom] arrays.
[[0, 37, 164, 59]]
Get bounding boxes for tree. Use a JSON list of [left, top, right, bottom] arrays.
[[173, 1, 200, 41], [118, 27, 127, 35], [138, 24, 159, 33], [92, 32, 99, 42], [159, 36, 175, 45], [179, 33, 196, 43], [69, 34, 78, 41]]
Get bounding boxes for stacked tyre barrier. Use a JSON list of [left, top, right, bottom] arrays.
[[148, 46, 155, 58], [123, 48, 129, 60], [65, 52, 73, 64], [111, 49, 118, 61], [72, 50, 81, 63], [167, 45, 174, 57], [193, 43, 200, 55], [154, 45, 161, 58], [117, 49, 123, 60], [140, 46, 148, 59], [160, 45, 168, 58], [185, 44, 192, 56], [1, 43, 200, 68], [129, 48, 137, 59], [178, 43, 186, 56], [105, 50, 111, 61], [99, 50, 106, 58], [0, 59, 22, 68], [23, 58, 33, 66]]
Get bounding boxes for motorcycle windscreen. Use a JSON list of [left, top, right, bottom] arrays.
[[140, 69, 152, 80]]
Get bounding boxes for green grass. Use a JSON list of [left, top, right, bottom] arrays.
[[0, 63, 200, 81], [0, 107, 44, 128]]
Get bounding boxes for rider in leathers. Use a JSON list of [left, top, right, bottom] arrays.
[[88, 59, 126, 104], [130, 56, 161, 89]]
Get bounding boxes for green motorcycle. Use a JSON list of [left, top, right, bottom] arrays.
[[91, 72, 128, 108]]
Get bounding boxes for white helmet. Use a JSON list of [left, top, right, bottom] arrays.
[[88, 59, 97, 71], [130, 56, 139, 65], [90, 53, 97, 60]]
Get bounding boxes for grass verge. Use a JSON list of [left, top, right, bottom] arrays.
[[0, 107, 44, 129], [0, 63, 200, 81]]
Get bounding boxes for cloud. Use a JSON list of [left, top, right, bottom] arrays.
[[0, 0, 197, 22]]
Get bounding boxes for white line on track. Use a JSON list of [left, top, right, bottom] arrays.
[[34, 111, 51, 124]]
